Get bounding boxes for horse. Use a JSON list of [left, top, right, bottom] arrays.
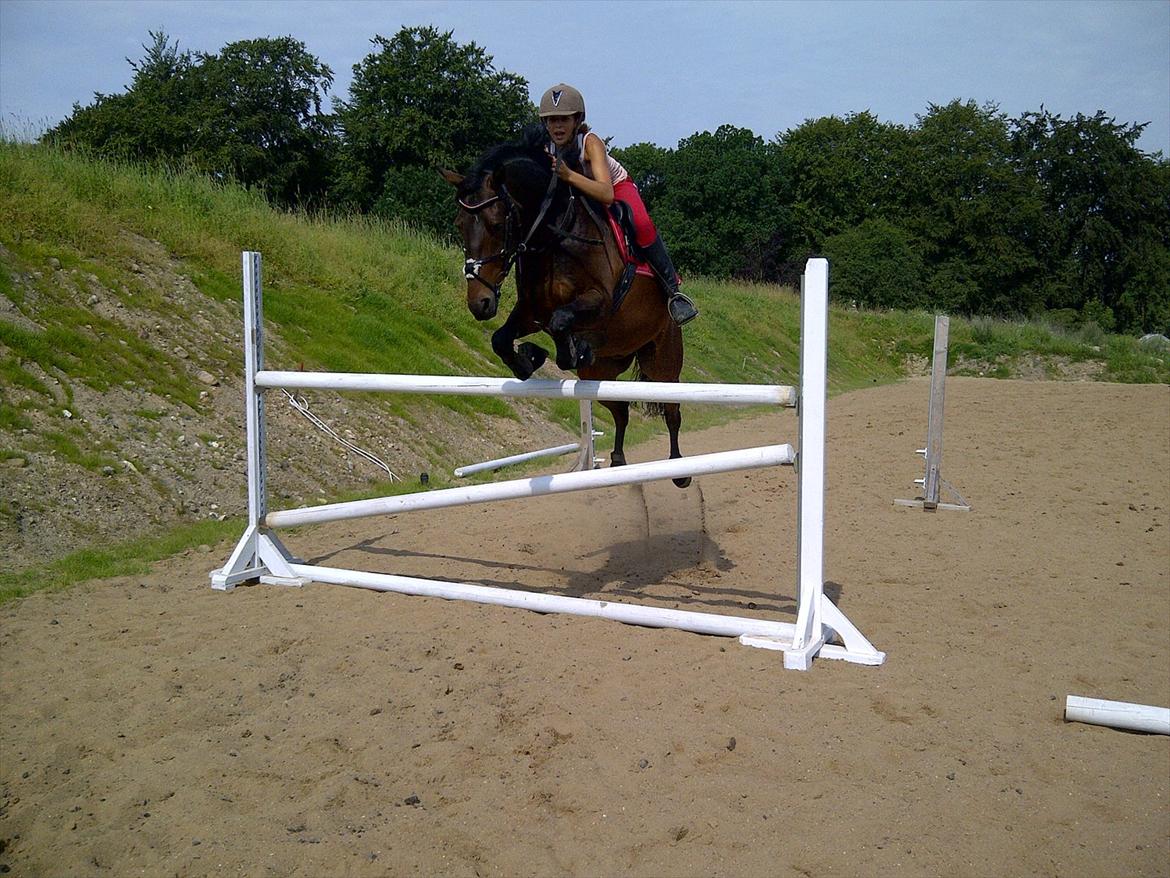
[[441, 128, 690, 487]]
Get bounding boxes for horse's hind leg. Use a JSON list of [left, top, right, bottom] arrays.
[[580, 358, 633, 467], [631, 322, 688, 488], [598, 400, 629, 467], [664, 402, 690, 489]]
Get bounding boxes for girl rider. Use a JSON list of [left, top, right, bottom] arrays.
[[539, 83, 699, 326]]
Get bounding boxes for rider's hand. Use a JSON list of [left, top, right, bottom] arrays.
[[552, 155, 573, 182]]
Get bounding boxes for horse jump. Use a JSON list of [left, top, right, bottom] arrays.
[[211, 253, 884, 670]]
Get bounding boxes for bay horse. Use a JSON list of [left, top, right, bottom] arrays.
[[441, 128, 690, 486]]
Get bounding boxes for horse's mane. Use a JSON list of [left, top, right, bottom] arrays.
[[458, 124, 584, 201]]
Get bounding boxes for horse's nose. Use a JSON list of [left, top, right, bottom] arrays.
[[468, 290, 497, 321]]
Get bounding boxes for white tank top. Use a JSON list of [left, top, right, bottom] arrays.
[[549, 131, 629, 185]]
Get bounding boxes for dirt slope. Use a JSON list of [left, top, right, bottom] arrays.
[[2, 236, 576, 571]]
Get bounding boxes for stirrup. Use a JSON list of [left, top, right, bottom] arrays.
[[668, 292, 699, 326]]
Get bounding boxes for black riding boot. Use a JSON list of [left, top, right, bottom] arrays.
[[642, 235, 698, 326]]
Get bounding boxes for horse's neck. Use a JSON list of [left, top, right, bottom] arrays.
[[518, 196, 622, 310]]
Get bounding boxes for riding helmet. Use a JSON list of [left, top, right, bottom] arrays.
[[539, 83, 585, 119]]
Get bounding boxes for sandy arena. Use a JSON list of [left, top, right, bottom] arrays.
[[2, 377, 1168, 877]]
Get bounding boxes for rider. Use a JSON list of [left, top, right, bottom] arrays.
[[538, 83, 699, 327]]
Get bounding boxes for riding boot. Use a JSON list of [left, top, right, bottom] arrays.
[[641, 235, 699, 326]]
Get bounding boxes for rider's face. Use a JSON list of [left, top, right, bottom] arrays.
[[544, 114, 577, 147]]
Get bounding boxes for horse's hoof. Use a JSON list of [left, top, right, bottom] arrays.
[[516, 343, 547, 372], [517, 342, 548, 371], [610, 453, 627, 467], [574, 341, 594, 368], [556, 336, 592, 371], [548, 310, 573, 333], [673, 476, 692, 489]]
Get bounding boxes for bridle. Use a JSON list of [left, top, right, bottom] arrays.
[[458, 191, 516, 298], [458, 157, 604, 301]]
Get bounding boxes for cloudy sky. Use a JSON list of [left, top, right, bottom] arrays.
[[2, 0, 1167, 155]]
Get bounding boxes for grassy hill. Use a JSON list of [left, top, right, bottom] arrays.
[[1, 141, 1166, 601]]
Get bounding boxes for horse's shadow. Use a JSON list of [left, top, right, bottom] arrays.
[[306, 531, 846, 618]]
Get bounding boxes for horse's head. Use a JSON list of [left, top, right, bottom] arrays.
[[443, 130, 563, 321], [442, 167, 514, 320]]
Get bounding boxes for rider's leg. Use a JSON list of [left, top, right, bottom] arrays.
[[614, 180, 698, 326], [641, 236, 698, 326]]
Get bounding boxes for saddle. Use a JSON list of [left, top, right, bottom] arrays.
[[605, 202, 655, 314], [607, 202, 656, 279]]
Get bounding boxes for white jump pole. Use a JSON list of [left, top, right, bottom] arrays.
[[454, 399, 601, 477], [255, 371, 795, 405], [211, 253, 885, 669], [210, 253, 304, 590], [267, 444, 793, 529], [280, 563, 867, 662], [1065, 696, 1170, 735], [454, 442, 581, 478]]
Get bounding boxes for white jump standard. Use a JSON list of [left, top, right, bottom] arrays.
[[211, 252, 885, 670]]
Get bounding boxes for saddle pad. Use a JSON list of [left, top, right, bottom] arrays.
[[607, 213, 656, 278]]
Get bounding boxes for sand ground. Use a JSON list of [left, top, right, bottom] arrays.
[[2, 377, 1168, 877]]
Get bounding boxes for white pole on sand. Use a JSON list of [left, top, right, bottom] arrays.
[[1064, 696, 1170, 735]]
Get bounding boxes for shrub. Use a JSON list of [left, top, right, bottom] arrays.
[[821, 219, 926, 310]]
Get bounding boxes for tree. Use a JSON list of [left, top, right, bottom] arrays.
[[775, 112, 915, 258], [48, 31, 198, 163], [333, 26, 535, 233], [1012, 109, 1170, 332], [46, 32, 336, 208], [821, 219, 926, 310], [907, 100, 1047, 317], [190, 37, 336, 207], [648, 125, 784, 278], [610, 141, 672, 204]]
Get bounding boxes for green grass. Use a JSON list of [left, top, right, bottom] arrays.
[[1, 139, 1166, 604], [950, 315, 1170, 383], [0, 517, 240, 603]]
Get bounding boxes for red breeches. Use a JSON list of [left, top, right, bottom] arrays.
[[613, 179, 658, 248]]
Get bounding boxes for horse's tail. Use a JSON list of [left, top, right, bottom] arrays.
[[631, 363, 666, 417]]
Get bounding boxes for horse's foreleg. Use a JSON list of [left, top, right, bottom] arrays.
[[664, 403, 690, 488], [492, 308, 546, 380], [548, 294, 603, 371], [550, 330, 593, 372]]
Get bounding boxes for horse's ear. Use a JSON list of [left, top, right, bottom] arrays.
[[522, 123, 549, 149], [439, 168, 463, 187]]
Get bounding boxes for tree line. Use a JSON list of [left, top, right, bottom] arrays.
[[47, 27, 1169, 334]]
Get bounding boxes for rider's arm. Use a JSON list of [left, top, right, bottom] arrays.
[[556, 133, 615, 205]]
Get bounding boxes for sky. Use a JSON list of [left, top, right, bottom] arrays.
[[1, 0, 1168, 156]]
